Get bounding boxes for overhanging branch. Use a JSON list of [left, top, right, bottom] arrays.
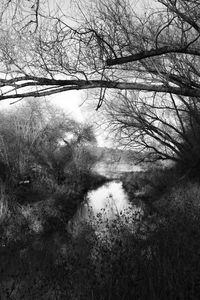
[[0, 77, 200, 100], [106, 46, 200, 66]]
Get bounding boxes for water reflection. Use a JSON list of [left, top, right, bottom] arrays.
[[68, 181, 143, 236], [87, 181, 129, 216]]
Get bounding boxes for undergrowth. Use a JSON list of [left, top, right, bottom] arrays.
[[0, 168, 200, 299]]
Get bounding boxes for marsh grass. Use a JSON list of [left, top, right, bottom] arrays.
[[1, 168, 200, 299]]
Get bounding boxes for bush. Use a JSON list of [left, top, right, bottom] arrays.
[[1, 182, 200, 300], [1, 153, 200, 299]]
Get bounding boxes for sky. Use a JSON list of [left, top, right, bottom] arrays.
[[0, 90, 84, 122], [50, 90, 110, 147], [0, 0, 158, 148], [50, 91, 84, 122], [0, 89, 108, 147], [47, 0, 157, 146]]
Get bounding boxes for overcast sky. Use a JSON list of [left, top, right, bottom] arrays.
[[0, 0, 158, 147], [47, 0, 156, 146]]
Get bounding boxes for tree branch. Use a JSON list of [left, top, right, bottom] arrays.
[[106, 46, 200, 66], [0, 76, 200, 101]]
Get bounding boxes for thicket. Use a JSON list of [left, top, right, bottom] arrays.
[[0, 104, 200, 299], [1, 0, 200, 298], [1, 172, 200, 299], [0, 99, 200, 299], [1, 103, 200, 299], [0, 99, 106, 258]]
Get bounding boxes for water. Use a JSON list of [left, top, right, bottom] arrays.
[[68, 180, 143, 236], [94, 162, 141, 178], [88, 181, 129, 215]]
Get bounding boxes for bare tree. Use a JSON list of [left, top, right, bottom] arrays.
[[0, 0, 45, 32], [0, 0, 200, 103], [1, 0, 200, 170], [0, 98, 97, 185], [104, 90, 200, 171]]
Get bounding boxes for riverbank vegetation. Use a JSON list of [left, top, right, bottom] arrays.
[[2, 164, 200, 299], [0, 99, 110, 298], [1, 0, 200, 299]]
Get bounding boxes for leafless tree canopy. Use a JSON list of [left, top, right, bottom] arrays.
[[0, 0, 43, 31], [104, 91, 200, 166], [0, 0, 200, 102]]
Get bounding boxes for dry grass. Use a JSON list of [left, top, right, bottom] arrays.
[[1, 168, 200, 299]]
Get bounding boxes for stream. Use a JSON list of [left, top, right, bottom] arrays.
[[68, 180, 143, 236]]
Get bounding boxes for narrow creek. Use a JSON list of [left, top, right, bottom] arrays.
[[68, 180, 143, 236]]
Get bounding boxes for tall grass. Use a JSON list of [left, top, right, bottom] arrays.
[[1, 167, 200, 299]]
